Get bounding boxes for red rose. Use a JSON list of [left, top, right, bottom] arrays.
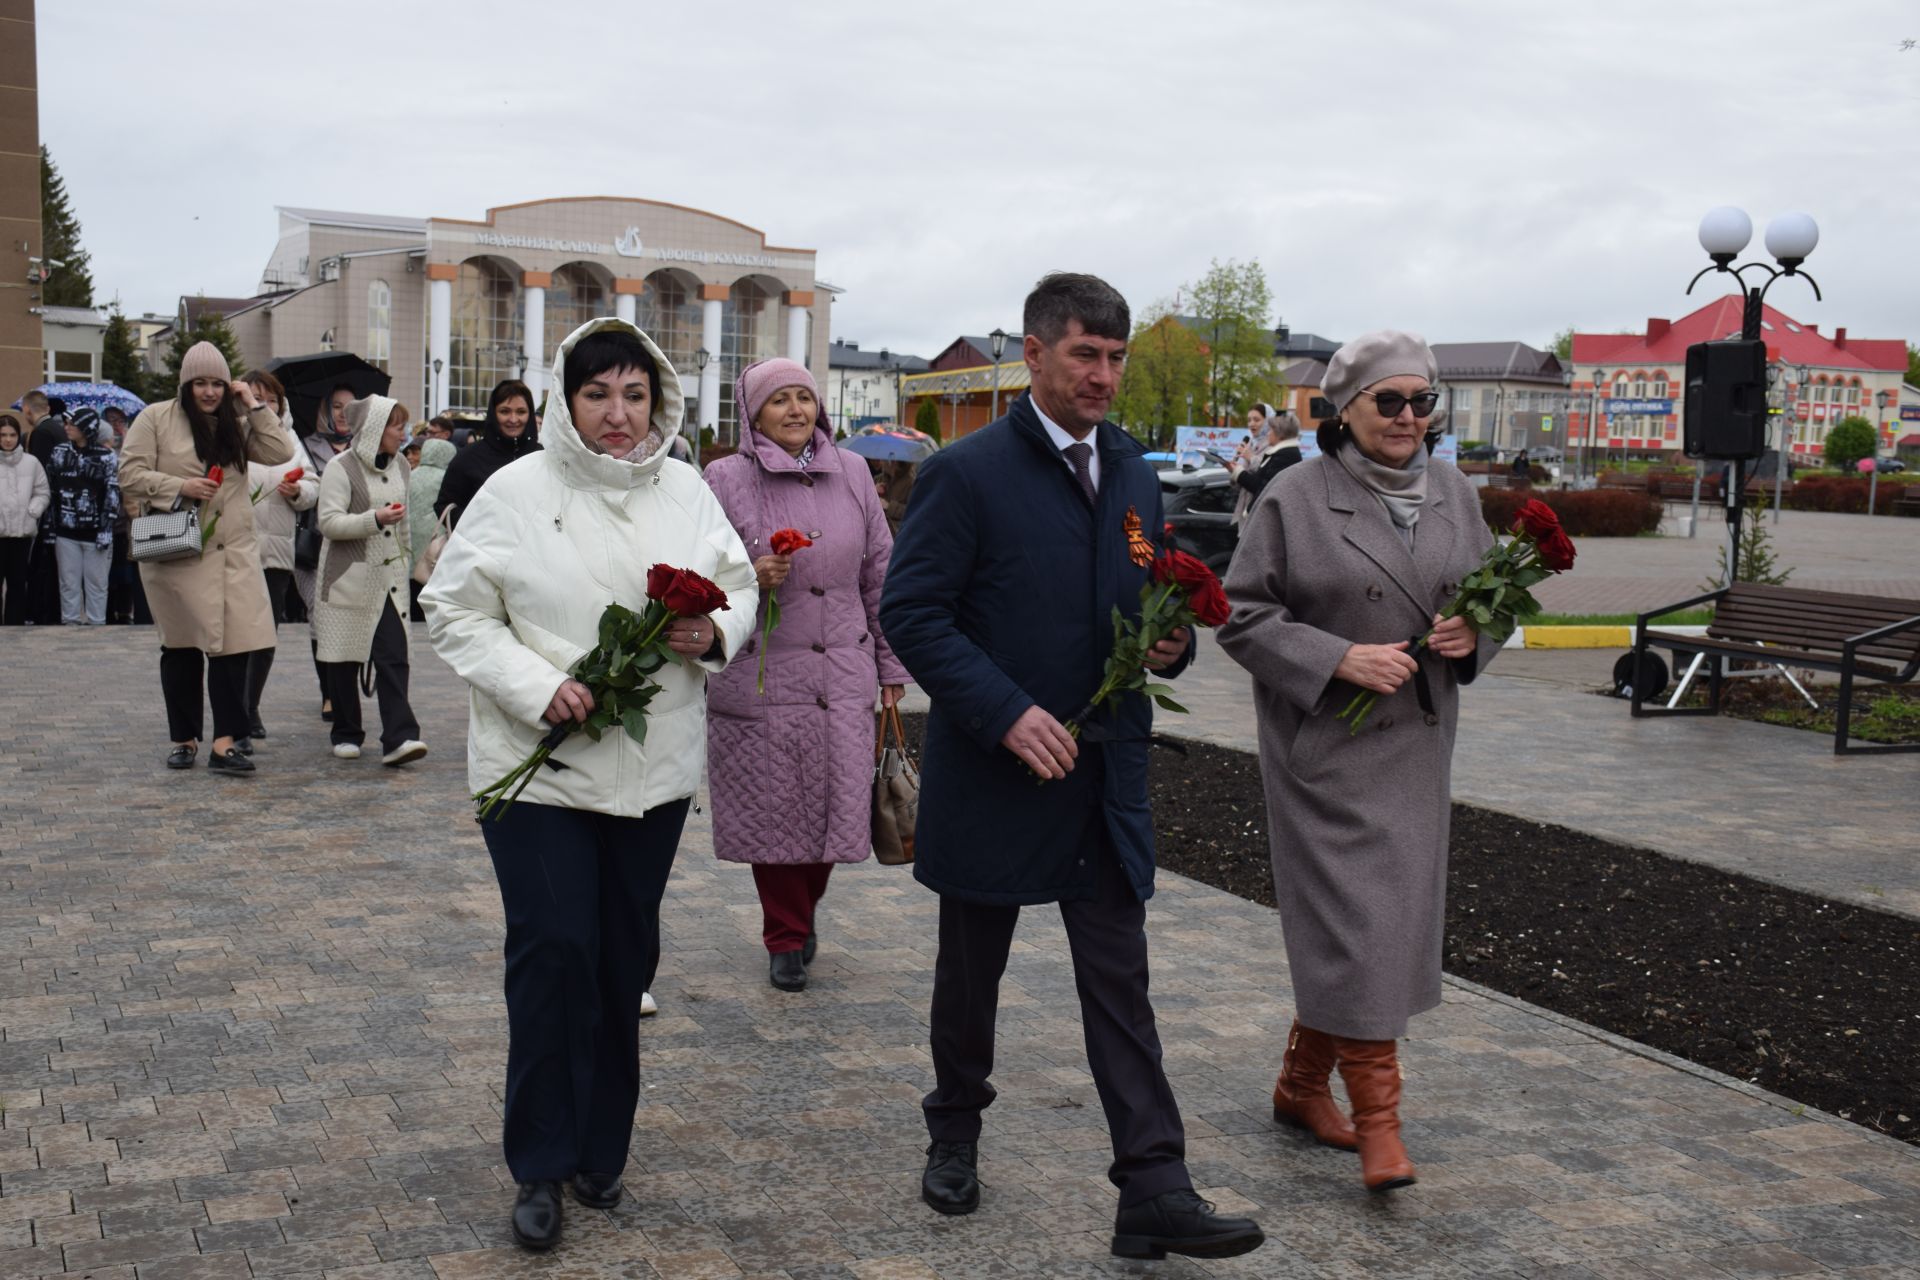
[[1511, 498, 1559, 541], [1153, 549, 1230, 627], [1538, 529, 1577, 572], [647, 564, 730, 618], [769, 528, 813, 556]]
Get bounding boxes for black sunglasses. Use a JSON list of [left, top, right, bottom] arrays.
[[1359, 390, 1440, 419]]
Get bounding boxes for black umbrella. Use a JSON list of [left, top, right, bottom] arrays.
[[263, 352, 392, 437]]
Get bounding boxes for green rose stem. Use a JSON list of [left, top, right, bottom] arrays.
[[757, 593, 779, 694], [473, 605, 678, 820], [1335, 536, 1554, 734]]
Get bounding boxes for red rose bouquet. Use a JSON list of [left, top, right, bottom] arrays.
[[1336, 498, 1576, 734], [473, 564, 730, 819], [1061, 546, 1230, 741], [756, 527, 812, 694]]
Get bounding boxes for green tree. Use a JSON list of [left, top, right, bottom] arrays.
[[1113, 302, 1209, 447], [1550, 327, 1574, 360], [1824, 415, 1877, 473], [39, 146, 94, 307], [1907, 343, 1920, 387], [101, 303, 143, 391], [152, 297, 246, 401], [1186, 258, 1279, 424], [913, 396, 942, 444]]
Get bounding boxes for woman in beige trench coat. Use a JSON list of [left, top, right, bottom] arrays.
[[119, 342, 293, 773], [1217, 331, 1501, 1194]]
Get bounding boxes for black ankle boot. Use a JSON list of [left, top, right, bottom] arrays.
[[921, 1140, 979, 1215], [769, 950, 807, 991], [511, 1181, 563, 1251], [1111, 1188, 1264, 1260]]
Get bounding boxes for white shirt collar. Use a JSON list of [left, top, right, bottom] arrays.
[[1032, 397, 1101, 491]]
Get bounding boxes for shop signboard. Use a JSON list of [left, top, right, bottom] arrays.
[[1604, 397, 1673, 415]]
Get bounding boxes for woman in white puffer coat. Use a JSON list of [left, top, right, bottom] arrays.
[[313, 394, 425, 765], [422, 317, 755, 1252]]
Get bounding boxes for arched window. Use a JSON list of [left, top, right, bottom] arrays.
[[367, 280, 391, 372], [449, 258, 522, 414], [721, 278, 780, 439], [544, 263, 607, 364], [636, 271, 701, 397]]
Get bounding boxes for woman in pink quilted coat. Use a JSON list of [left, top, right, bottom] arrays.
[[704, 358, 909, 993]]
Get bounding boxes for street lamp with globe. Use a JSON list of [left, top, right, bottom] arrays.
[[988, 327, 1008, 421]]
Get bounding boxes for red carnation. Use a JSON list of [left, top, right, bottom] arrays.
[[647, 564, 730, 618], [1511, 498, 1559, 541], [770, 528, 813, 556]]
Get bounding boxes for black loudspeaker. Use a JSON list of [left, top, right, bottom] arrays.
[[1683, 339, 1768, 461]]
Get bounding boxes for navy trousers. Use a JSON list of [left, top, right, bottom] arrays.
[[922, 823, 1191, 1207], [481, 797, 689, 1184]]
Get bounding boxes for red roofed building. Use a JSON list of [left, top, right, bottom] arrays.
[[1569, 295, 1911, 458]]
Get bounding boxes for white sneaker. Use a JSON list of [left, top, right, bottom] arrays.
[[639, 992, 658, 1017], [382, 740, 429, 767], [332, 743, 362, 760]]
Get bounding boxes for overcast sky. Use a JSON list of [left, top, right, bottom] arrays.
[[40, 0, 1920, 362]]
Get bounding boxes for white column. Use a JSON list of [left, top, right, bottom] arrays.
[[428, 277, 451, 414], [699, 295, 723, 436], [615, 292, 637, 327], [785, 303, 808, 364], [522, 285, 546, 399]]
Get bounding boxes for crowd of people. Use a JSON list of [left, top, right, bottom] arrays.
[[3, 275, 1491, 1266]]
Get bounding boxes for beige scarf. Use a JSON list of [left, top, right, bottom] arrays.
[[1336, 441, 1428, 546]]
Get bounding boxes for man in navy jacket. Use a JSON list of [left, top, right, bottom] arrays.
[[880, 274, 1264, 1262]]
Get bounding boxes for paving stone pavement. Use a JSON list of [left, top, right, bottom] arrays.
[[4, 625, 1919, 1280], [1523, 510, 1920, 616]]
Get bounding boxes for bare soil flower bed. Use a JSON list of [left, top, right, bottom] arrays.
[[1657, 676, 1920, 747], [897, 713, 1920, 1144]]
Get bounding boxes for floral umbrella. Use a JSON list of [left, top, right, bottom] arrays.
[[12, 381, 146, 417], [841, 422, 938, 463]]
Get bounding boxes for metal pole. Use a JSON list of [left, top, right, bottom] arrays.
[[1869, 467, 1879, 516], [1773, 386, 1789, 523], [990, 355, 1001, 421], [1689, 458, 1702, 539]]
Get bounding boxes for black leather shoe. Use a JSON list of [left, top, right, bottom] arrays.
[[207, 748, 256, 774], [921, 1140, 980, 1216], [511, 1181, 563, 1251], [1111, 1188, 1264, 1260], [770, 950, 807, 991], [166, 745, 196, 770], [250, 720, 267, 739], [570, 1171, 623, 1209], [234, 737, 254, 756], [802, 930, 818, 966]]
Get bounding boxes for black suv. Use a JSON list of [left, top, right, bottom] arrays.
[[1160, 470, 1239, 575]]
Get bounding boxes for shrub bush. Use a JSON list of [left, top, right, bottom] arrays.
[[1784, 474, 1917, 515], [1478, 487, 1663, 536]]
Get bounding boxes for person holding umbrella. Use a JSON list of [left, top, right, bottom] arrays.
[[842, 424, 937, 536]]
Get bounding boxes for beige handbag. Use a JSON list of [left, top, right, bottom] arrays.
[[871, 704, 919, 866], [412, 504, 455, 585]]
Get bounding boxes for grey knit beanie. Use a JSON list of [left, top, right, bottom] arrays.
[[178, 341, 231, 387]]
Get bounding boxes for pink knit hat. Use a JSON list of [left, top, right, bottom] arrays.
[[735, 357, 829, 436], [177, 340, 231, 388]]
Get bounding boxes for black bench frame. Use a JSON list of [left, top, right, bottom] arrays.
[[1630, 583, 1920, 756]]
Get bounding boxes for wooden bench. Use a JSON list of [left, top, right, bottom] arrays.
[[1894, 488, 1920, 518], [1630, 583, 1920, 755]]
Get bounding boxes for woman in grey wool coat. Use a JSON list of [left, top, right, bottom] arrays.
[[1216, 330, 1501, 1194]]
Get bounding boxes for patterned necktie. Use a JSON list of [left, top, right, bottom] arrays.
[[1064, 441, 1096, 506]]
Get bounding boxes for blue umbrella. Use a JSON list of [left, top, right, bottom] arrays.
[[841, 424, 938, 463], [12, 381, 146, 417]]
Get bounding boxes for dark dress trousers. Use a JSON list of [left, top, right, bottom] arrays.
[[880, 393, 1194, 1206]]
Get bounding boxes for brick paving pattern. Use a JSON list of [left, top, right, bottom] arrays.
[[3, 625, 1918, 1278]]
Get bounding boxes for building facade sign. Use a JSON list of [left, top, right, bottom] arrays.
[[1901, 405, 1920, 421], [1603, 397, 1673, 415], [459, 226, 788, 270]]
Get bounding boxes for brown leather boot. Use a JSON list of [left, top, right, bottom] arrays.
[[1332, 1037, 1416, 1192], [1271, 1021, 1357, 1150]]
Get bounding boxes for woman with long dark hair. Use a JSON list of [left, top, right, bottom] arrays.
[[435, 378, 538, 530], [120, 342, 294, 772]]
